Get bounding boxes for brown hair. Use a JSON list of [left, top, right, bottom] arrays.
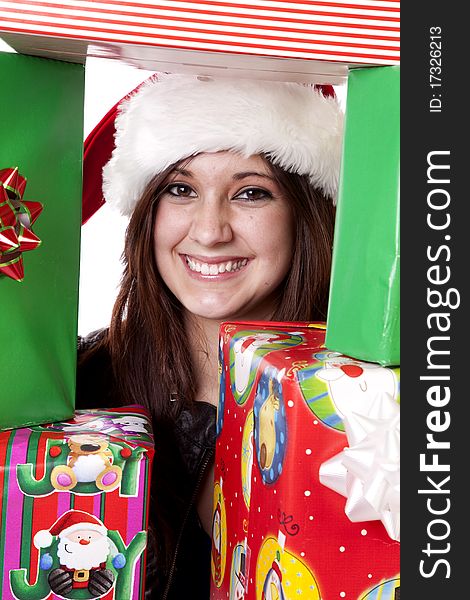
[[78, 155, 335, 586], [103, 155, 335, 419]]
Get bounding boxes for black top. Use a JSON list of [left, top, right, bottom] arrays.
[[76, 331, 216, 599]]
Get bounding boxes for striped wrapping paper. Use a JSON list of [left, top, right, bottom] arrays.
[[0, 406, 154, 600], [0, 0, 399, 69]]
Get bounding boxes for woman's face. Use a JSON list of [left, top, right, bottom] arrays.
[[153, 151, 295, 322]]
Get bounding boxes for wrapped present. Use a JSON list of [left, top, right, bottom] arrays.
[[211, 321, 400, 600], [0, 406, 154, 600], [0, 1, 399, 82], [0, 52, 84, 429], [326, 66, 400, 366]]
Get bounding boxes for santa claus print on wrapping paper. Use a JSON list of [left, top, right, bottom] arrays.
[[314, 352, 399, 419], [9, 510, 147, 600], [229, 329, 304, 406], [261, 556, 286, 600], [296, 351, 399, 431], [16, 434, 146, 497], [256, 535, 321, 600]]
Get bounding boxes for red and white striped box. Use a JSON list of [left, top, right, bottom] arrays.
[[0, 1, 399, 83]]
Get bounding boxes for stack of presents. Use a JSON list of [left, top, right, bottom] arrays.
[[0, 2, 399, 599]]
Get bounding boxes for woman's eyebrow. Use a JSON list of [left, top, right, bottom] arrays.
[[172, 167, 193, 177], [232, 171, 274, 181]]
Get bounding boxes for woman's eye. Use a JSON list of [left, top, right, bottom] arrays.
[[166, 184, 197, 198], [234, 188, 273, 202]]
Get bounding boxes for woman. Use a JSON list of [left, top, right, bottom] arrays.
[[77, 73, 343, 599]]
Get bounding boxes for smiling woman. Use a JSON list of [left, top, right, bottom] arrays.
[[76, 73, 343, 600], [154, 152, 295, 323]]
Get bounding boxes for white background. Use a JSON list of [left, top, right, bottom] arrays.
[[79, 58, 153, 336], [0, 41, 346, 336]]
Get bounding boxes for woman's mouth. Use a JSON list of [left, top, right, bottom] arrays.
[[184, 255, 248, 275]]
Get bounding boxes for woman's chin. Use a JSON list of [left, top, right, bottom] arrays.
[[186, 304, 242, 322], [182, 293, 275, 324]]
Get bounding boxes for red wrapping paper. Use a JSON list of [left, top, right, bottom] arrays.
[[211, 322, 400, 600]]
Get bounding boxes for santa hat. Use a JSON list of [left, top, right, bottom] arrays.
[[33, 510, 107, 549], [270, 560, 283, 581], [262, 560, 283, 600], [101, 73, 344, 217]]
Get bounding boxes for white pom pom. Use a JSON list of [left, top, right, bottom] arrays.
[[33, 530, 53, 549]]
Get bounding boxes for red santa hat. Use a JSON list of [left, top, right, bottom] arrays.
[[83, 74, 343, 223], [261, 560, 283, 600], [33, 510, 107, 549], [270, 560, 283, 582]]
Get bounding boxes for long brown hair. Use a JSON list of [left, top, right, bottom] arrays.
[[77, 154, 336, 586], [103, 155, 335, 419]]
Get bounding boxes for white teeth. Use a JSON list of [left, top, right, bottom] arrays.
[[186, 256, 248, 274]]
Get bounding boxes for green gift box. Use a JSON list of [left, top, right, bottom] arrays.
[[0, 52, 84, 428], [326, 66, 400, 366]]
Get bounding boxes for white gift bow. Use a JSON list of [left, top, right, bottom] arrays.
[[319, 392, 400, 541]]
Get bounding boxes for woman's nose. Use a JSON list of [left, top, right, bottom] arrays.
[[188, 198, 233, 246]]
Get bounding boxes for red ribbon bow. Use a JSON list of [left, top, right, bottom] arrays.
[[0, 167, 43, 281]]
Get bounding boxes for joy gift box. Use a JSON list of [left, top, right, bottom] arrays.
[[0, 406, 154, 600], [0, 51, 84, 429], [211, 322, 400, 600]]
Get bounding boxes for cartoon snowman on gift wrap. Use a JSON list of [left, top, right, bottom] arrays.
[[261, 555, 286, 600], [314, 352, 399, 418], [233, 333, 282, 396], [232, 331, 303, 403], [256, 536, 321, 600]]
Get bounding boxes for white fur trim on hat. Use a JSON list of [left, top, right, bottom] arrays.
[[103, 74, 344, 216], [34, 530, 54, 549]]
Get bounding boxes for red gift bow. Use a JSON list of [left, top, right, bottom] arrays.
[[0, 167, 43, 281]]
